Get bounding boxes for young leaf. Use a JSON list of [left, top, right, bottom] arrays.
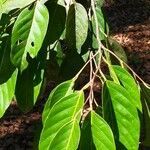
[[11, 1, 49, 71], [0, 70, 17, 118], [39, 91, 84, 149], [103, 80, 140, 150], [113, 65, 142, 112], [15, 59, 44, 112], [66, 3, 88, 53], [49, 120, 80, 150], [42, 79, 75, 123], [91, 111, 116, 150]]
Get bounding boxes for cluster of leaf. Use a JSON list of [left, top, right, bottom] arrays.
[[0, 0, 150, 149]]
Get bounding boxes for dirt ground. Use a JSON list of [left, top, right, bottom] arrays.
[[0, 0, 150, 149]]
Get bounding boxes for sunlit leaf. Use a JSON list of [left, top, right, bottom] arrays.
[[49, 120, 80, 150], [11, 1, 49, 71], [0, 70, 17, 118], [113, 65, 142, 112], [42, 79, 75, 123], [39, 91, 84, 149], [103, 80, 140, 149], [91, 111, 116, 150]]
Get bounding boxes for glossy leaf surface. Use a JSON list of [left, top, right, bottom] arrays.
[[91, 111, 116, 150], [39, 91, 84, 149], [42, 79, 75, 123], [103, 80, 140, 149], [11, 1, 49, 71], [0, 70, 17, 118], [113, 65, 142, 112]]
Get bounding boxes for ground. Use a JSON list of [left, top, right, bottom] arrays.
[[0, 0, 150, 149]]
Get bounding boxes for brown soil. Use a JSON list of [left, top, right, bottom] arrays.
[[0, 1, 150, 149]]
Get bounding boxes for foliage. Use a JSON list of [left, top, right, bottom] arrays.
[[0, 0, 150, 149]]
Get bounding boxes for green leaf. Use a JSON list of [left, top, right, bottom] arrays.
[[79, 113, 96, 150], [42, 79, 75, 123], [11, 1, 49, 71], [0, 33, 15, 84], [15, 58, 44, 112], [59, 52, 84, 80], [49, 120, 80, 150], [39, 91, 84, 149], [141, 85, 150, 147], [91, 111, 116, 150], [0, 69, 17, 118], [108, 38, 127, 63], [66, 3, 88, 52], [92, 7, 109, 49], [45, 2, 66, 44], [103, 80, 140, 149], [1, 0, 35, 14], [141, 98, 150, 147], [113, 65, 142, 112], [96, 0, 105, 8]]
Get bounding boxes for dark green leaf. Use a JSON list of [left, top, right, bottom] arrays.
[[15, 58, 44, 112], [45, 2, 66, 44], [108, 38, 127, 63], [79, 113, 96, 150], [141, 85, 150, 147], [0, 34, 15, 84]]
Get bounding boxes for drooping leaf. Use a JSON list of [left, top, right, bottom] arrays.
[[45, 2, 66, 44], [66, 3, 88, 53], [0, 33, 15, 84], [15, 58, 44, 112], [92, 7, 109, 49], [91, 111, 116, 150], [108, 38, 127, 63], [39, 91, 84, 149], [59, 52, 84, 80], [11, 1, 49, 71], [113, 65, 142, 112], [0, 69, 17, 118], [79, 113, 96, 150], [141, 85, 150, 147], [141, 97, 150, 147], [42, 79, 75, 123], [103, 80, 140, 150], [96, 0, 105, 8], [49, 120, 80, 150], [1, 0, 35, 14]]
